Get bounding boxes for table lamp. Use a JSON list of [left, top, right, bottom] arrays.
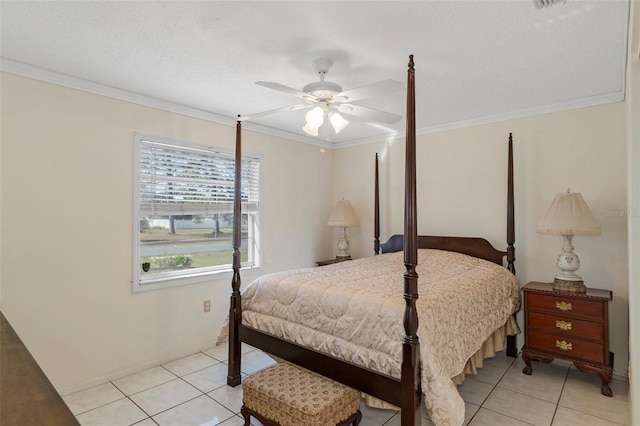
[[537, 189, 601, 292], [327, 199, 359, 259]]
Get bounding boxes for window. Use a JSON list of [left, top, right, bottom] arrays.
[[133, 133, 260, 291]]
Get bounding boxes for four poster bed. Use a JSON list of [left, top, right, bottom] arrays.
[[224, 56, 520, 426]]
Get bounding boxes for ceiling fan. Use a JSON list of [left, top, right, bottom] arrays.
[[242, 58, 404, 137]]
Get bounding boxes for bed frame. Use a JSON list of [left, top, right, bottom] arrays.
[[227, 56, 516, 425]]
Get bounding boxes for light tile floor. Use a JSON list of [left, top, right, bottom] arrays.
[[64, 345, 630, 426]]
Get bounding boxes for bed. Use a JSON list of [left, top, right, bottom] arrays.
[[224, 56, 519, 426]]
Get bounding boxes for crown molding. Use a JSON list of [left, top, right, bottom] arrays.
[[0, 59, 335, 148], [0, 59, 237, 124], [333, 91, 625, 149], [418, 92, 625, 136], [2, 59, 625, 151]]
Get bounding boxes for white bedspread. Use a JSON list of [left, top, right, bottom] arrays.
[[233, 249, 520, 426]]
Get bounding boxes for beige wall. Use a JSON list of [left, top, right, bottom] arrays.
[[335, 102, 629, 377], [0, 73, 334, 394]]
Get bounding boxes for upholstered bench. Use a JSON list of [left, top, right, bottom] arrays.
[[241, 363, 362, 426]]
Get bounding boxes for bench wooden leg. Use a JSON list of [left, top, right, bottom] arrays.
[[240, 404, 251, 426], [241, 404, 282, 426], [341, 409, 362, 426]]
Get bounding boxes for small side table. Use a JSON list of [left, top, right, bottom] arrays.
[[521, 281, 613, 396], [316, 257, 351, 267]]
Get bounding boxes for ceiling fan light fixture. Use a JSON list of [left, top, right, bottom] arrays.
[[329, 111, 349, 134], [533, 0, 566, 8], [303, 106, 324, 136], [302, 123, 319, 136], [305, 106, 324, 126]]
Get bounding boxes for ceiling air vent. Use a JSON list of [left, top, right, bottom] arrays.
[[533, 0, 566, 8]]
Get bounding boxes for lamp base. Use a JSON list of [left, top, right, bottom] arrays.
[[552, 277, 587, 293], [335, 228, 351, 259]]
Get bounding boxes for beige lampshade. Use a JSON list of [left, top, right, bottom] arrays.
[[327, 199, 359, 227], [537, 191, 601, 236]]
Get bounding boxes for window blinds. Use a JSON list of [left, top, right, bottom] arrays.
[[139, 140, 259, 217]]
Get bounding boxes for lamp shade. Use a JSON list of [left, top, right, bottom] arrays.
[[537, 191, 601, 236], [327, 199, 359, 227]]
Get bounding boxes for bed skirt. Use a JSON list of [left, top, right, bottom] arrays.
[[362, 315, 520, 410]]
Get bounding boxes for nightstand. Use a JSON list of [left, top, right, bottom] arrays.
[[521, 281, 613, 396], [316, 257, 351, 266]]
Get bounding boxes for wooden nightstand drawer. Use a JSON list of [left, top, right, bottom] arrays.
[[527, 311, 604, 341], [527, 330, 607, 364], [526, 292, 604, 321]]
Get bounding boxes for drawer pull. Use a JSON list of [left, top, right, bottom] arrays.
[[556, 301, 572, 311], [556, 320, 572, 331], [556, 340, 573, 351]]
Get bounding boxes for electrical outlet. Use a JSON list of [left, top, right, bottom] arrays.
[[203, 300, 211, 313]]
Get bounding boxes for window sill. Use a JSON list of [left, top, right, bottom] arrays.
[[133, 265, 261, 293]]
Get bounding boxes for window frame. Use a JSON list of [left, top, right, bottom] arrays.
[[132, 132, 262, 292]]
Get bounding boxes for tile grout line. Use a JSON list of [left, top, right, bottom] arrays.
[[140, 377, 207, 422], [474, 405, 538, 426], [465, 363, 511, 425], [547, 360, 572, 426], [70, 385, 128, 418], [109, 378, 158, 426], [468, 353, 562, 425], [106, 364, 219, 424]]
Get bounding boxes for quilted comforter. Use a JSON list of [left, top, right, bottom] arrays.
[[234, 249, 520, 425]]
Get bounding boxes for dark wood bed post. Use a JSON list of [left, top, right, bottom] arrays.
[[507, 132, 515, 275], [505, 132, 518, 358], [374, 153, 380, 255], [227, 117, 242, 387], [401, 54, 421, 426]]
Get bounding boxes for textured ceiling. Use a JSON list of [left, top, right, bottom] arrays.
[[0, 1, 630, 147]]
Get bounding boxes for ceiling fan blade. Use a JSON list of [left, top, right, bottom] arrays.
[[255, 81, 317, 101], [240, 104, 311, 121], [339, 104, 402, 124], [334, 79, 404, 103]]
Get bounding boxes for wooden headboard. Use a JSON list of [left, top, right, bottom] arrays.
[[380, 234, 507, 266]]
